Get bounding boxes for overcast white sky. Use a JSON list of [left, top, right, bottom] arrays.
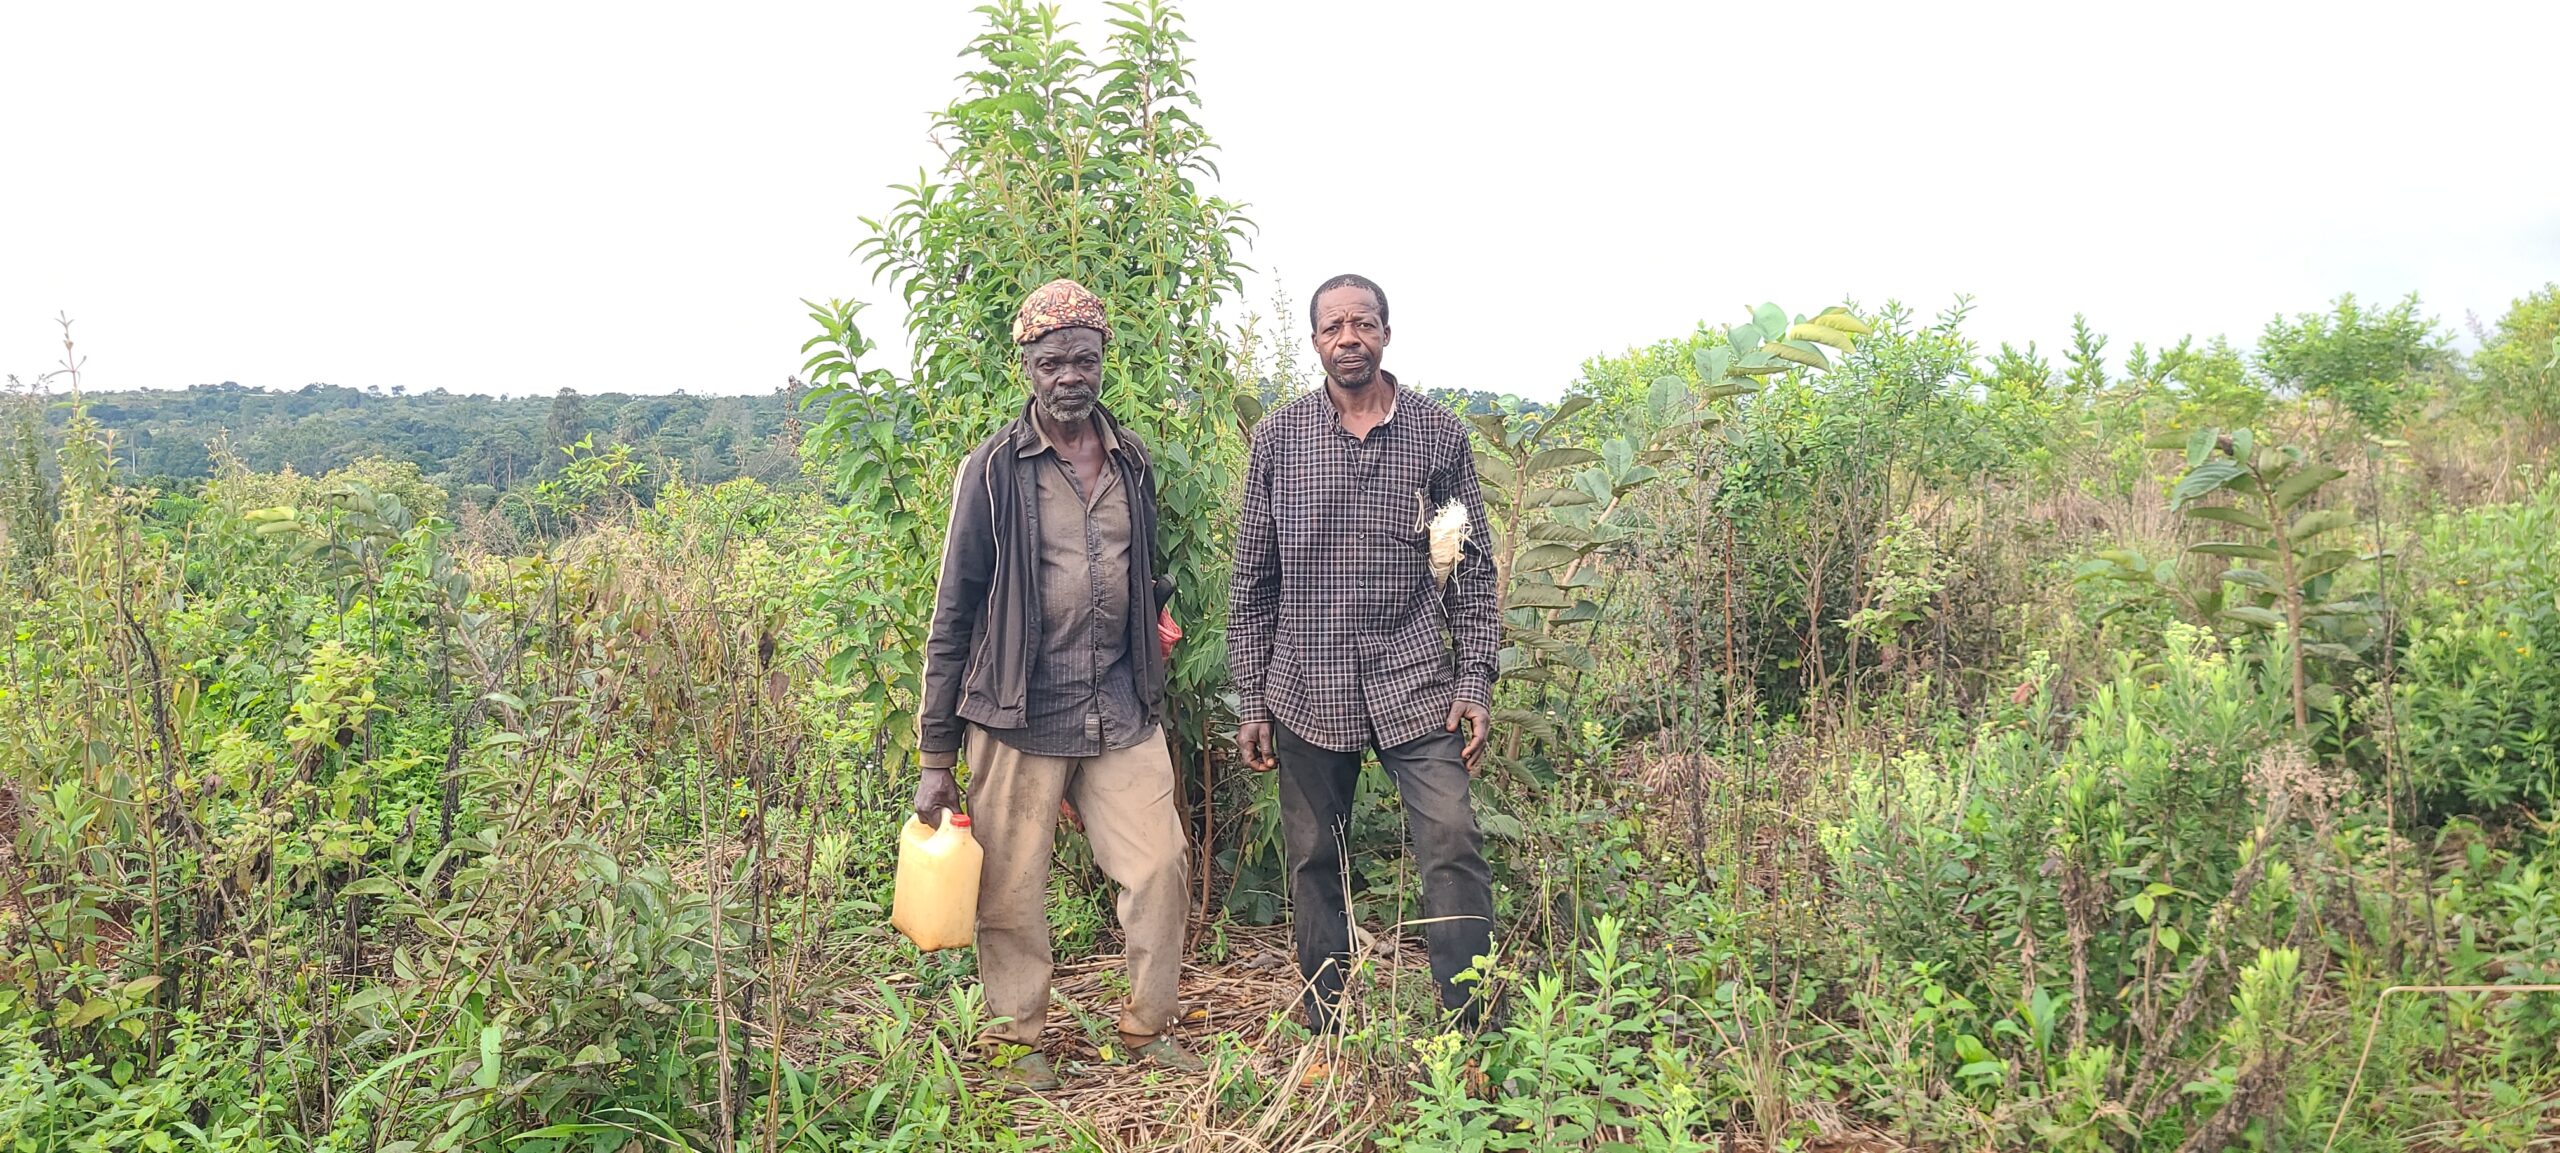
[[5, 2, 2554, 401]]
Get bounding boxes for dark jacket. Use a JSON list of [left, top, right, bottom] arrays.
[[917, 402, 1174, 762]]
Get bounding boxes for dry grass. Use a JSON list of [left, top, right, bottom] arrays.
[[1012, 925, 1414, 1151]]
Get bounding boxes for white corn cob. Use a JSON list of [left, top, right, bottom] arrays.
[[1427, 498, 1468, 587]]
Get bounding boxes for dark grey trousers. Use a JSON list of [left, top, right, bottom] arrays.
[[1276, 722, 1496, 1030]]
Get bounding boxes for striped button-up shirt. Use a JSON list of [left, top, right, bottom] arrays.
[[1228, 376, 1500, 754], [987, 416, 1149, 758]]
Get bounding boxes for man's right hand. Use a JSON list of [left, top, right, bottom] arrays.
[[913, 767, 964, 826], [1239, 721, 1278, 773]]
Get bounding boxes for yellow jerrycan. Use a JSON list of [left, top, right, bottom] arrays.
[[890, 810, 982, 951]]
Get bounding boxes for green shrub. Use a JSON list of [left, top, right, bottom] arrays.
[[2392, 478, 2560, 822], [0, 1013, 306, 1152]]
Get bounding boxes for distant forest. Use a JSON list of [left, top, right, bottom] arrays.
[[37, 380, 1534, 507], [46, 382, 810, 504]]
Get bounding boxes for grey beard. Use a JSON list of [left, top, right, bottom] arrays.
[[1038, 390, 1097, 424]]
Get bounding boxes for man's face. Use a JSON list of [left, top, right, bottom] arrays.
[[1023, 326, 1104, 424], [1311, 285, 1390, 389]]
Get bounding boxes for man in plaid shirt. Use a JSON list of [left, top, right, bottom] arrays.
[[1229, 273, 1503, 1032]]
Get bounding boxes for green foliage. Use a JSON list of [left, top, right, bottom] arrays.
[[802, 0, 1254, 768], [1702, 299, 2035, 710], [526, 434, 646, 532], [1386, 917, 1717, 1152], [10, 5, 2560, 1148], [2392, 478, 2560, 822], [55, 380, 808, 501], [2469, 282, 2560, 441], [2256, 292, 2444, 433], [0, 1014, 306, 1151], [2160, 426, 2378, 730], [2128, 334, 2269, 431], [1478, 304, 1870, 751]]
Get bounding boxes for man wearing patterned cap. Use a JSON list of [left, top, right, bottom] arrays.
[[912, 277, 1203, 1089]]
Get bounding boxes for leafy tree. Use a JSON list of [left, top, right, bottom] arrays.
[[2256, 292, 2442, 432], [54, 383, 804, 501], [801, 0, 1254, 766], [544, 387, 587, 457], [0, 376, 58, 580], [2470, 282, 2560, 443]]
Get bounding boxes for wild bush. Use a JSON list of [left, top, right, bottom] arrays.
[[2391, 477, 2560, 823]]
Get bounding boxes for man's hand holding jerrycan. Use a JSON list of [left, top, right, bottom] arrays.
[[891, 804, 981, 952]]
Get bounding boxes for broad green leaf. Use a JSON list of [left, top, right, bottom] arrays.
[[1726, 325, 1763, 355], [1514, 543, 1582, 573], [1783, 323, 1856, 351], [67, 998, 116, 1029], [1473, 453, 1518, 491], [1700, 380, 1756, 402], [2287, 508, 2356, 542], [1766, 341, 1830, 370], [1505, 582, 1573, 610], [1647, 376, 1689, 423], [2185, 427, 2217, 470], [1601, 436, 1636, 477], [477, 1026, 503, 1090], [1526, 487, 1599, 509], [1808, 307, 1873, 335], [1526, 447, 1602, 476], [2169, 459, 2247, 509], [1543, 396, 1594, 430], [2297, 548, 2360, 581], [2183, 504, 2271, 531], [1525, 521, 1595, 544], [2190, 542, 2280, 561], [2221, 606, 2287, 630], [2218, 567, 2276, 591], [2283, 463, 2344, 509], [1752, 302, 1790, 337], [1231, 392, 1263, 427], [1693, 346, 1733, 381]]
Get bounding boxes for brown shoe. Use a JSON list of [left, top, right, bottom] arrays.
[[1122, 1033, 1207, 1073], [989, 1051, 1061, 1091]]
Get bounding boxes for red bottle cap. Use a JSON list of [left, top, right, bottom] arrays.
[[949, 814, 970, 828]]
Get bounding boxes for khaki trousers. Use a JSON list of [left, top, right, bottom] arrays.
[[967, 725, 1190, 1046]]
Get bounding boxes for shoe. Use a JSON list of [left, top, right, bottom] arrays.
[[990, 1051, 1061, 1091], [1122, 1033, 1207, 1073]]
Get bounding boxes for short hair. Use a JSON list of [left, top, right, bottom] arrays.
[[1308, 273, 1388, 331]]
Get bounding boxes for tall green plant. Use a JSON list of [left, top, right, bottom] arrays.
[[2256, 292, 2443, 434], [2471, 283, 2560, 444], [1475, 305, 1869, 752], [801, 0, 1253, 765], [2161, 427, 2376, 731]]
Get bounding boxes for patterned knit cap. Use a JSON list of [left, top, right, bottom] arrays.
[[1011, 278, 1109, 345]]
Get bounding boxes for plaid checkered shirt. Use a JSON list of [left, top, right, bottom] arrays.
[[1227, 378, 1501, 754]]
